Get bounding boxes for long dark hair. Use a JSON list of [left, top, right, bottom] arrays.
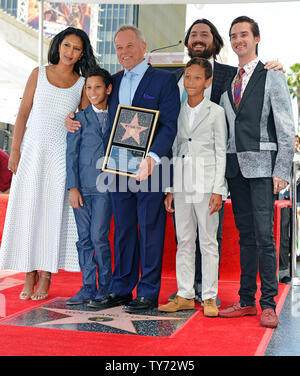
[[48, 27, 97, 77], [184, 19, 224, 59]]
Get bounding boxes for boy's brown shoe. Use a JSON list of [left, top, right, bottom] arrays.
[[158, 295, 195, 312], [204, 298, 219, 317]]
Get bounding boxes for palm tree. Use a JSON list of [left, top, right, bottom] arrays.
[[287, 63, 300, 131]]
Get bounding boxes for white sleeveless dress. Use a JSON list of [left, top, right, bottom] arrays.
[[0, 66, 84, 273]]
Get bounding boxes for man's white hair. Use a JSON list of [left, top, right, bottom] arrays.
[[114, 25, 145, 44]]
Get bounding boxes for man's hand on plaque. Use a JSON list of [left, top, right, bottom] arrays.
[[136, 156, 155, 181]]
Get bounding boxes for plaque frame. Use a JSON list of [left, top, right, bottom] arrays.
[[102, 104, 160, 177]]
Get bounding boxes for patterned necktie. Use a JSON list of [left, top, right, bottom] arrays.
[[96, 111, 107, 134], [233, 68, 245, 108]]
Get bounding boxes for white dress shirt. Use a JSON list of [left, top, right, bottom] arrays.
[[119, 59, 149, 106], [184, 97, 205, 130], [92, 105, 107, 114]]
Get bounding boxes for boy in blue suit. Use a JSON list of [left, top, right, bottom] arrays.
[[66, 66, 113, 305]]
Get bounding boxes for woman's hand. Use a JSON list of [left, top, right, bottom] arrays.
[[8, 149, 21, 175]]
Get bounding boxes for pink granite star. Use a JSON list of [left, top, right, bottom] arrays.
[[120, 113, 147, 144], [37, 306, 184, 334]]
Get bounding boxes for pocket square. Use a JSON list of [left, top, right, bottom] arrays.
[[143, 93, 155, 100]]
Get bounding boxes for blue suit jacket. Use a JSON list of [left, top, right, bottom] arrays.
[[66, 104, 110, 190], [108, 64, 180, 162]]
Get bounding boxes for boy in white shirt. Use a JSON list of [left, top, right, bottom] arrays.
[[158, 57, 227, 317]]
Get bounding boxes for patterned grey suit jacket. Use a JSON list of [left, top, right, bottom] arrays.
[[220, 61, 295, 183]]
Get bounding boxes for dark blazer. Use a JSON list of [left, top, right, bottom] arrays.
[[108, 64, 180, 161], [211, 61, 236, 104], [174, 60, 236, 105], [66, 105, 110, 190]]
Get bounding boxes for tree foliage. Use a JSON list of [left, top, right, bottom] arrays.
[[287, 63, 300, 99], [287, 63, 300, 127]]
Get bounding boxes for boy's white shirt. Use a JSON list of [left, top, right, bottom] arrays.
[[171, 96, 228, 200], [185, 98, 205, 131], [91, 104, 108, 113]]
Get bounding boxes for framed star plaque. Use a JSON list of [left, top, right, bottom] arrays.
[[102, 105, 160, 177]]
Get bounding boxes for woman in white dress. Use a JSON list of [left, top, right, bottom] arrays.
[[0, 27, 97, 300]]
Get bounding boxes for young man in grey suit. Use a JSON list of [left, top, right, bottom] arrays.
[[218, 16, 295, 328], [159, 58, 227, 317]]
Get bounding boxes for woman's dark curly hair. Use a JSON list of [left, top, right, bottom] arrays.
[[48, 27, 97, 77]]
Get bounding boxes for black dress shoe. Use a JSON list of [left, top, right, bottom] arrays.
[[123, 296, 158, 313], [87, 292, 132, 309]]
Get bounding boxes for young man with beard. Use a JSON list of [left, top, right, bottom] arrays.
[[176, 19, 237, 105]]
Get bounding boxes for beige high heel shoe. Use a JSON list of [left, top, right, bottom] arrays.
[[19, 271, 39, 300], [31, 271, 51, 301]]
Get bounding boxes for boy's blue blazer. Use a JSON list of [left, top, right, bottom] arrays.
[[66, 104, 110, 190]]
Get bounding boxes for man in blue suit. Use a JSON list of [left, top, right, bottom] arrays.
[[89, 25, 180, 312]]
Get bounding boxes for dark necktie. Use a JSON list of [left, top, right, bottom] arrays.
[[234, 68, 245, 108]]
